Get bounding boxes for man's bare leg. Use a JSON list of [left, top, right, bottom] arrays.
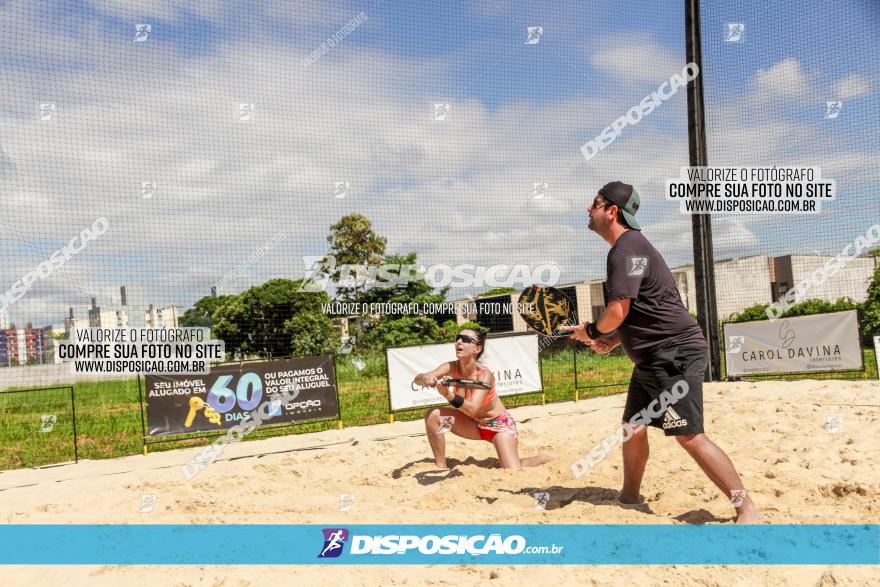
[[619, 424, 649, 504], [676, 433, 761, 524]]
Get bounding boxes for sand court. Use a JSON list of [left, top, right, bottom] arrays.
[[2, 379, 878, 584]]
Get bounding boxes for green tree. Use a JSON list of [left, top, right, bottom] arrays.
[[179, 295, 235, 328], [212, 279, 332, 359], [860, 265, 880, 342], [359, 252, 446, 306], [359, 315, 443, 349], [726, 304, 773, 323], [322, 214, 387, 302], [284, 312, 340, 357], [728, 298, 858, 323], [478, 287, 516, 298], [350, 252, 450, 352], [782, 298, 858, 318]]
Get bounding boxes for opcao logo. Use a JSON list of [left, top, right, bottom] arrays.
[[288, 399, 321, 411]]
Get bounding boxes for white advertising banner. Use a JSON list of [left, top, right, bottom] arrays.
[[724, 310, 862, 376], [387, 334, 542, 411]]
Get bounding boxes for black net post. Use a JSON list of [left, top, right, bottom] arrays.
[[69, 385, 78, 463], [685, 0, 722, 381]]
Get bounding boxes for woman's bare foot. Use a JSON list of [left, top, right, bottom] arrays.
[[520, 453, 554, 467]]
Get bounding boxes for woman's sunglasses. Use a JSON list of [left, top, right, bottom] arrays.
[[454, 334, 478, 345]]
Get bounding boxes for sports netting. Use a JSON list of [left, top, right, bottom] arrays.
[[0, 1, 876, 393]]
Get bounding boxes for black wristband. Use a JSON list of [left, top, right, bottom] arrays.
[[586, 322, 602, 339], [449, 395, 464, 408]]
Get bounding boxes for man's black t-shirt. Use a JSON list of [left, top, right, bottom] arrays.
[[603, 230, 707, 365]]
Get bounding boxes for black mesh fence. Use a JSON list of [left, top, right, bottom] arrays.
[[0, 2, 876, 466]]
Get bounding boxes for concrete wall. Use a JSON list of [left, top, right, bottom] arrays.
[[454, 299, 476, 324], [714, 256, 773, 320], [789, 255, 877, 303], [511, 293, 529, 332], [588, 281, 605, 321], [672, 265, 697, 313], [574, 283, 593, 323]]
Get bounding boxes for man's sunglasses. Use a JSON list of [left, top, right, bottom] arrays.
[[590, 197, 609, 210], [455, 334, 478, 344]]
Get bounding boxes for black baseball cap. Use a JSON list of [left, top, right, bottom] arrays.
[[598, 181, 641, 230]]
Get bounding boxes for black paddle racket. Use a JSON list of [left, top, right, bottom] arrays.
[[439, 377, 491, 390], [517, 285, 579, 344]]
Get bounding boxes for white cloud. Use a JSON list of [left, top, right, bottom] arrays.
[[751, 57, 810, 98], [833, 74, 871, 100], [590, 35, 682, 82]]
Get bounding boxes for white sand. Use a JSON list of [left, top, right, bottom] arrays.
[[1, 379, 878, 585]]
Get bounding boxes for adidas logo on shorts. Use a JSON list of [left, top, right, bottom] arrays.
[[662, 407, 688, 430]]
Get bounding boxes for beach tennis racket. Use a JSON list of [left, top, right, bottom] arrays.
[[517, 285, 578, 342], [439, 377, 491, 390]]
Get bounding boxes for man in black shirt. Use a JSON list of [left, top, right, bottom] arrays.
[[562, 181, 760, 524]]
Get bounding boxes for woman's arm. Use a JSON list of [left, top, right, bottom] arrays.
[[413, 362, 452, 388]]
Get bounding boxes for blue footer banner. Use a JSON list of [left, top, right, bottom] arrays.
[[1, 525, 878, 565]]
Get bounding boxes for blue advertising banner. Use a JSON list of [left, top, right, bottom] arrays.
[[1, 525, 878, 565]]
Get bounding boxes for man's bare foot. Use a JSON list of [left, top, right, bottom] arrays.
[[434, 459, 448, 469], [735, 505, 762, 524], [520, 453, 554, 467], [617, 491, 644, 505]]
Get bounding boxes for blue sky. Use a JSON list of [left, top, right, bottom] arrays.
[[0, 0, 877, 326]]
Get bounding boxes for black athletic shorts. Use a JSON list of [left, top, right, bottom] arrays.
[[622, 345, 707, 436]]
